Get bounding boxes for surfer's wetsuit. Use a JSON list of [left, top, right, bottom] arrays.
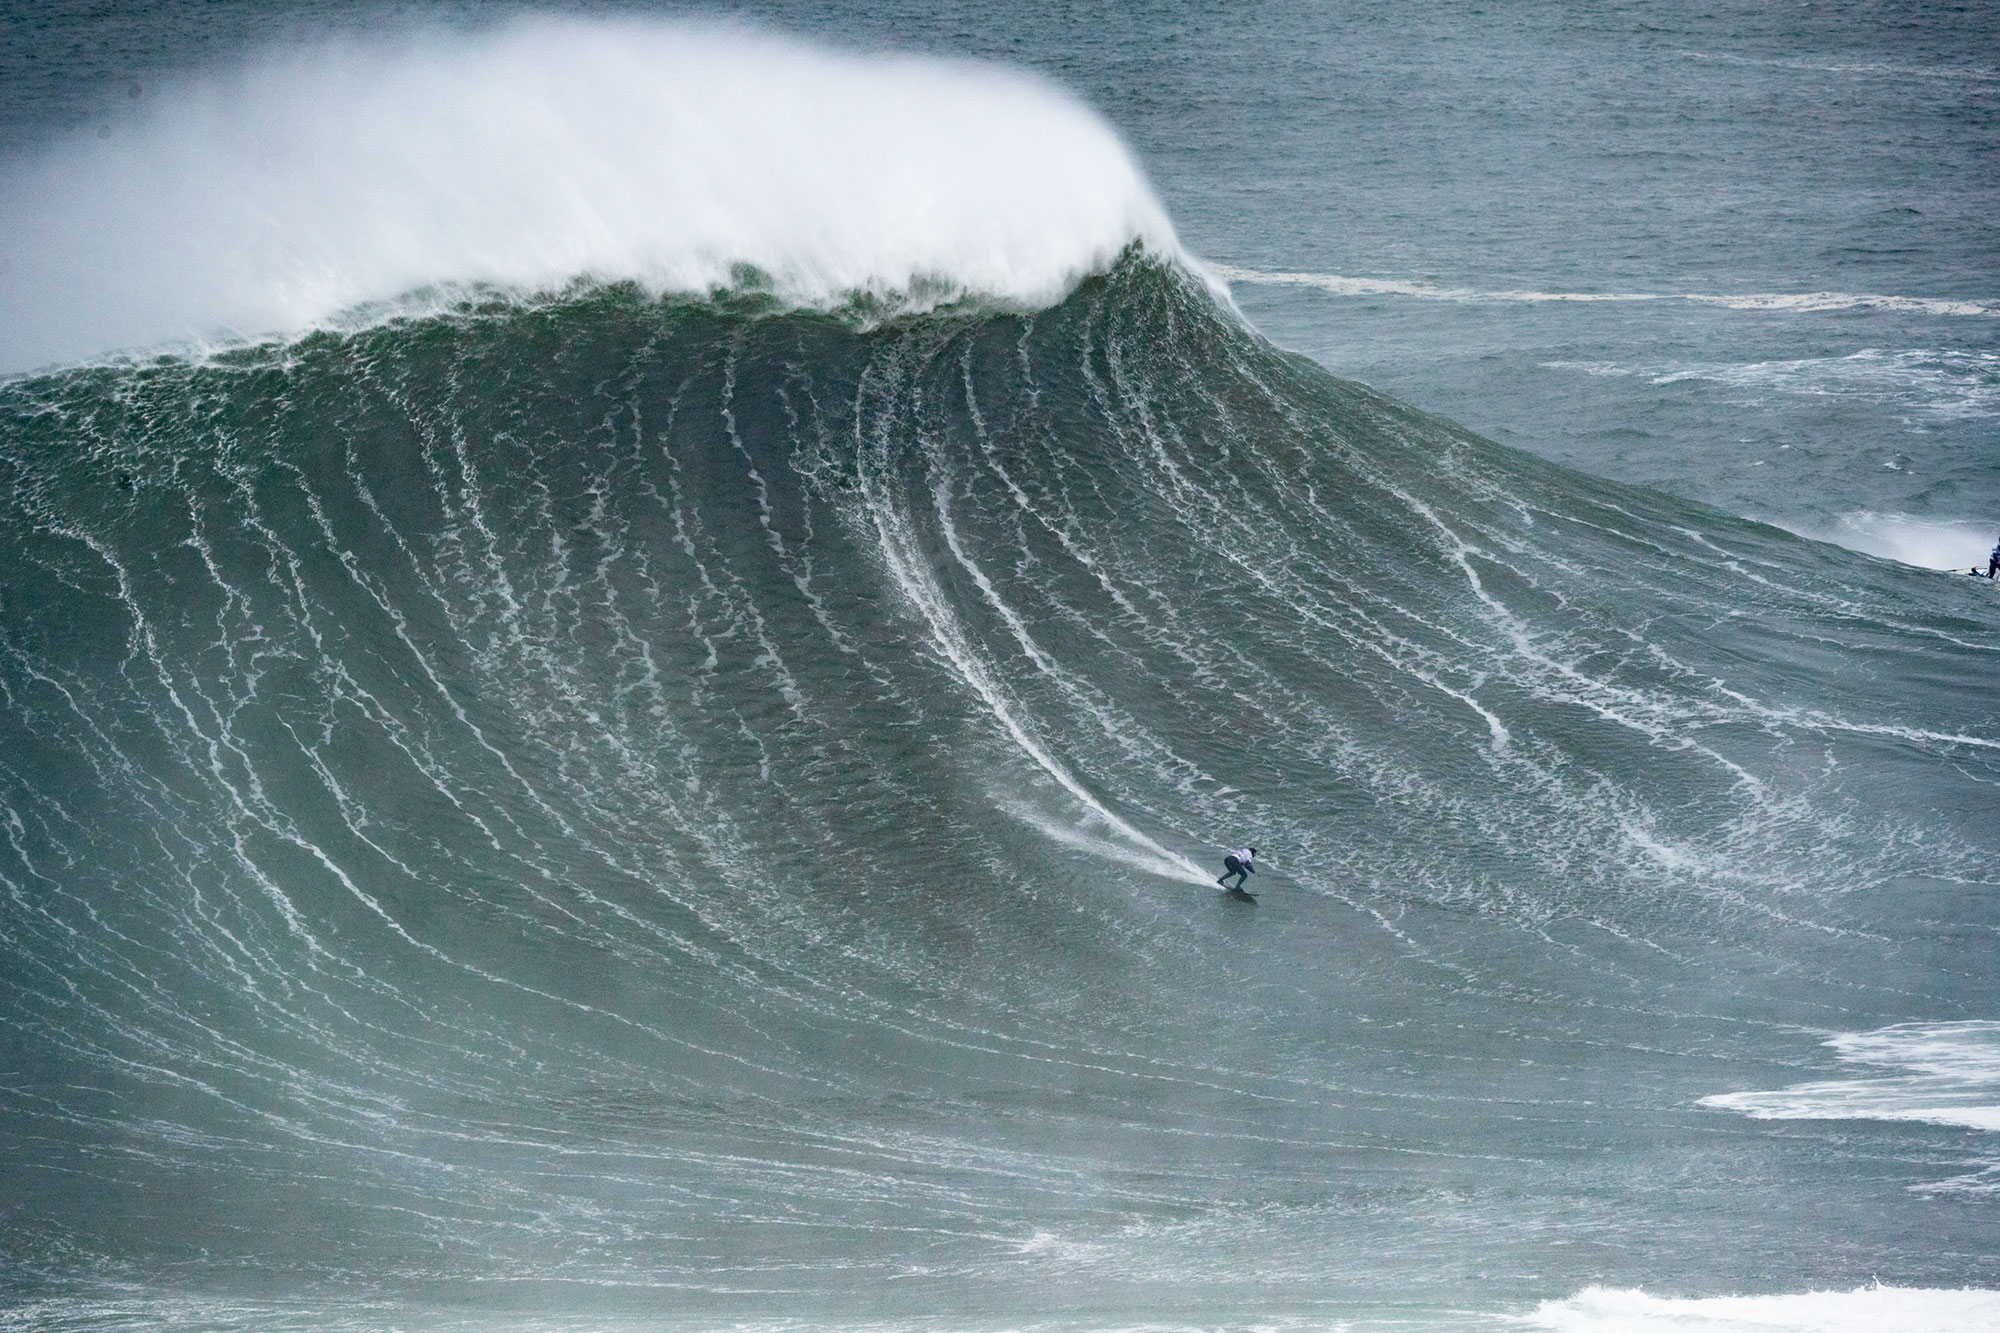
[[1987, 544, 1999, 578], [1218, 847, 1256, 890]]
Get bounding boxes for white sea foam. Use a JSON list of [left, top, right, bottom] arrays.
[[1519, 1285, 2000, 1333], [0, 17, 1188, 374], [1000, 800, 1216, 887], [1218, 266, 2000, 319], [1783, 512, 1999, 573], [1652, 349, 1998, 419], [1700, 1021, 2000, 1133], [1542, 348, 2000, 429]]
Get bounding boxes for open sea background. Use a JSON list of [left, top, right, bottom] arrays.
[[1, 2, 1997, 1330]]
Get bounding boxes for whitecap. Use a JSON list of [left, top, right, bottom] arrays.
[[0, 16, 1192, 374], [1217, 266, 2000, 319], [1701, 1020, 2000, 1133], [1519, 1284, 2000, 1333], [1783, 513, 2000, 572]]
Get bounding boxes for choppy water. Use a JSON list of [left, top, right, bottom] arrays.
[[1, 7, 1996, 1331]]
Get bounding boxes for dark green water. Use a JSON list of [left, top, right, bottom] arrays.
[[2, 260, 1996, 1328]]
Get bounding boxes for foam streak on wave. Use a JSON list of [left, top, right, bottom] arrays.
[[850, 351, 1209, 887], [0, 17, 1185, 374], [1217, 265, 2000, 318], [1701, 1022, 2000, 1135]]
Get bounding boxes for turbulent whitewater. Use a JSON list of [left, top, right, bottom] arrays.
[[1, 17, 1997, 1333], [0, 18, 1184, 374]]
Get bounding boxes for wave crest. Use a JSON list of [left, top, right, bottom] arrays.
[[0, 17, 1187, 373]]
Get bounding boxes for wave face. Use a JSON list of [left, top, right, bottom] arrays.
[[2, 255, 1998, 1326], [0, 18, 1183, 374]]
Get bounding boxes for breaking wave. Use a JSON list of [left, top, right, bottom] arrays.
[[2, 21, 1997, 1327], [1523, 1285, 2000, 1333], [0, 16, 1188, 375]]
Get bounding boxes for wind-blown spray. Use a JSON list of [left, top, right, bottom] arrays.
[[0, 17, 1186, 373]]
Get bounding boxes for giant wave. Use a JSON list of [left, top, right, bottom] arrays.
[[2, 18, 1997, 1332]]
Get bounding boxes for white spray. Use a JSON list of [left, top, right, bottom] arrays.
[[0, 16, 1187, 373]]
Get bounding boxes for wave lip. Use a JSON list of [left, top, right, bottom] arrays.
[[0, 16, 1187, 374]]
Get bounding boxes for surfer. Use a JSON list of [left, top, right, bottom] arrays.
[[1217, 846, 1257, 892], [1988, 541, 1999, 578]]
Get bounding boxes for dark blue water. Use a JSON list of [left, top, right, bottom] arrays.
[[2, 6, 1996, 1331]]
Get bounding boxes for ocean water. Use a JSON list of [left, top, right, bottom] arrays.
[[1, 5, 1996, 1332]]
